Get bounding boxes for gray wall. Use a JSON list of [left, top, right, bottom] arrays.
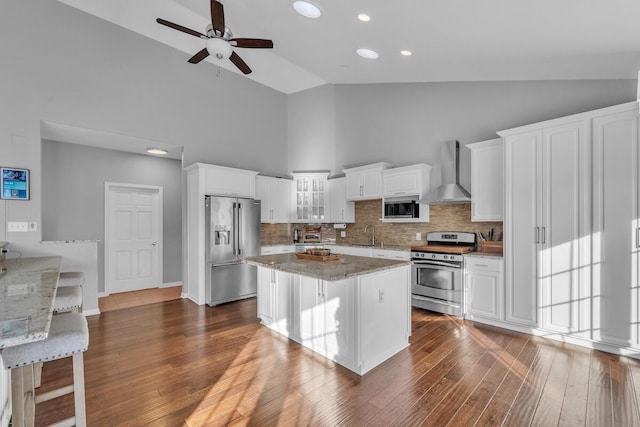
[[0, 2, 287, 266], [41, 140, 182, 291]]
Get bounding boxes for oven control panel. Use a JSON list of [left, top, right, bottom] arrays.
[[411, 251, 464, 262]]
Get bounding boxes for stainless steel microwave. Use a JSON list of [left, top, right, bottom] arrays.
[[383, 197, 420, 219]]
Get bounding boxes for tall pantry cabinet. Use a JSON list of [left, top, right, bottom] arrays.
[[499, 101, 640, 351]]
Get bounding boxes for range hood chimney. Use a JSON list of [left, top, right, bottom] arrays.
[[420, 140, 471, 204]]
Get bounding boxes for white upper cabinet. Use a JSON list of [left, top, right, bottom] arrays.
[[328, 177, 355, 223], [382, 164, 432, 198], [255, 176, 291, 223], [344, 162, 392, 200], [194, 163, 258, 198], [467, 138, 504, 222], [291, 172, 330, 223]]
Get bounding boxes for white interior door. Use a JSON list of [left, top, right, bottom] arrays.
[[106, 183, 163, 294]]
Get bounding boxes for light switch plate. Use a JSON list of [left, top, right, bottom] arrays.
[[7, 222, 29, 232], [340, 231, 346, 238], [415, 232, 422, 241]]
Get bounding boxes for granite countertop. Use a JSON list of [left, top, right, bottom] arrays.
[[0, 256, 62, 349], [244, 253, 411, 281], [465, 251, 504, 259]]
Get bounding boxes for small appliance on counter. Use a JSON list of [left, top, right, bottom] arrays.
[[302, 225, 321, 243]]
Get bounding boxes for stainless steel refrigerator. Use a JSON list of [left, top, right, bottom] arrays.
[[205, 195, 261, 306]]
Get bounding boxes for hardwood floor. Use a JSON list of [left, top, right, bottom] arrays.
[[34, 298, 640, 426], [98, 286, 182, 312]]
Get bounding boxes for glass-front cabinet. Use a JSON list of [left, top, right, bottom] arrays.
[[291, 172, 329, 222]]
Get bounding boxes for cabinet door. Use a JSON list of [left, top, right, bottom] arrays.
[[273, 272, 292, 336], [383, 170, 421, 197], [359, 267, 411, 373], [470, 140, 504, 221], [539, 121, 591, 336], [296, 276, 322, 350], [321, 278, 355, 365], [346, 172, 363, 200], [329, 178, 355, 222], [593, 110, 640, 348], [504, 130, 540, 327], [271, 178, 291, 223], [255, 176, 272, 222], [362, 169, 382, 198], [257, 267, 274, 324], [466, 270, 503, 321]]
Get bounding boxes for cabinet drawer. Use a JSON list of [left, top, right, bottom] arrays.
[[465, 257, 503, 272], [371, 249, 410, 261]]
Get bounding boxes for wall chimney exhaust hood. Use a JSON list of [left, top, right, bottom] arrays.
[[420, 140, 471, 204]]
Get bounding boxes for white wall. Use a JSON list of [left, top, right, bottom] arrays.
[[288, 79, 636, 187]]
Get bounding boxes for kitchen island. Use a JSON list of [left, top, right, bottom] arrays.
[[244, 253, 411, 375]]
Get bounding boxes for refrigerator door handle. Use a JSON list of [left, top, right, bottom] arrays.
[[237, 202, 243, 256], [232, 202, 238, 256]]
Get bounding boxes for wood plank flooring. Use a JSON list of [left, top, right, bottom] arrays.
[[34, 298, 640, 426]]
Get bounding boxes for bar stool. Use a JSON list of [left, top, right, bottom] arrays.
[[58, 271, 85, 288], [1, 313, 88, 427]]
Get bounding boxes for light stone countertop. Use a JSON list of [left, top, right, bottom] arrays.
[[244, 253, 411, 281], [0, 256, 62, 349], [465, 251, 504, 260]]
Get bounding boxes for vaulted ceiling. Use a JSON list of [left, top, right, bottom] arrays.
[[59, 0, 640, 94]]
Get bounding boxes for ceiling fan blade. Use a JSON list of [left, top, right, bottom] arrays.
[[188, 48, 210, 64], [230, 38, 274, 49], [156, 18, 206, 38], [210, 0, 225, 36], [229, 51, 252, 75]]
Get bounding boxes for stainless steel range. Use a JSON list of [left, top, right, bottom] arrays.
[[410, 231, 476, 316]]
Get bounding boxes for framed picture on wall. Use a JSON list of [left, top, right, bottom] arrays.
[[0, 167, 30, 200]]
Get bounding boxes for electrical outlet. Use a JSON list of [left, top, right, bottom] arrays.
[[340, 231, 346, 238], [28, 222, 37, 232], [7, 222, 29, 232], [415, 232, 422, 241]]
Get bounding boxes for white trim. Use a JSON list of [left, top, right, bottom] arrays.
[[98, 292, 108, 298], [104, 182, 164, 295], [160, 281, 182, 289], [82, 308, 100, 316]]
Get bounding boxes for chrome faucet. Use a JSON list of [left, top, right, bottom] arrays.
[[364, 223, 375, 246]]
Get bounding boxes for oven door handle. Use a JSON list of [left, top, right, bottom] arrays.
[[412, 260, 462, 269]]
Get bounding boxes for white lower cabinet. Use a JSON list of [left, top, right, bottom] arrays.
[[257, 268, 292, 336], [257, 265, 411, 375], [465, 257, 504, 323], [371, 249, 411, 261]]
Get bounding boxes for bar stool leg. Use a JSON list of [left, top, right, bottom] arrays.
[[34, 361, 43, 388], [10, 364, 35, 427], [73, 352, 87, 427]]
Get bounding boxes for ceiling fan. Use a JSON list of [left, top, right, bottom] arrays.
[[156, 0, 273, 75]]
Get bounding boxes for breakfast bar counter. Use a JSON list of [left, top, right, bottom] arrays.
[[244, 253, 411, 375], [0, 257, 62, 349]]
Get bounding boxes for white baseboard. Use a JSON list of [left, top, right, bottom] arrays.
[[82, 308, 100, 316], [160, 281, 183, 289]]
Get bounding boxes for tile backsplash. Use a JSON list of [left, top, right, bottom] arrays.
[[260, 200, 502, 247]]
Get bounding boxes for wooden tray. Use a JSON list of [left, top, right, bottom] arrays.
[[295, 252, 341, 262], [478, 241, 503, 254]]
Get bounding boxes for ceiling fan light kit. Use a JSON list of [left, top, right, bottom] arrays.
[[207, 38, 232, 59], [156, 0, 273, 75]]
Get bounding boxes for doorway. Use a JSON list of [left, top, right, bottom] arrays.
[[105, 182, 163, 294]]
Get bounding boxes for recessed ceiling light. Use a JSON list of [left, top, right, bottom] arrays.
[[293, 1, 322, 19], [356, 48, 379, 59], [146, 148, 168, 155], [357, 13, 371, 22], [400, 50, 412, 56]]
